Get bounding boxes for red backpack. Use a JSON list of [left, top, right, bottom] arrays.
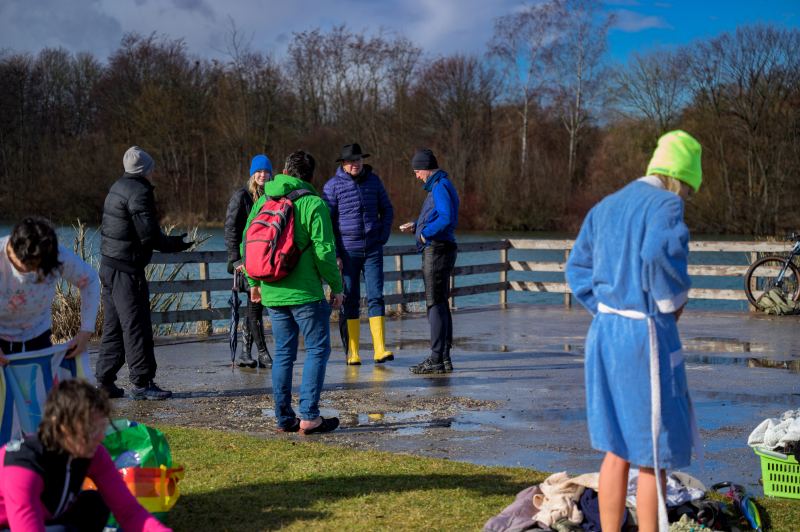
[[243, 189, 314, 282]]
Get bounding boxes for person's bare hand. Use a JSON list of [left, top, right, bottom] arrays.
[[66, 330, 92, 359], [674, 304, 686, 323], [0, 347, 8, 367], [336, 258, 343, 272], [399, 222, 415, 233], [330, 293, 344, 310], [250, 286, 262, 303]]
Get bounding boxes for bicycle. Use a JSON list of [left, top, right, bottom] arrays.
[[743, 233, 800, 308]]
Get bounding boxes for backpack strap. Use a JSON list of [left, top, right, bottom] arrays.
[[278, 189, 316, 256], [285, 189, 315, 201]]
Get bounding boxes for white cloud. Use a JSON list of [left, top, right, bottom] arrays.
[[0, 0, 526, 61], [611, 9, 671, 32]]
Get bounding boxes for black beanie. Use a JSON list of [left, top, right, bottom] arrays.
[[411, 148, 439, 170]]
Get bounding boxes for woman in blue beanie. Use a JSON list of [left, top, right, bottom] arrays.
[[224, 154, 274, 368]]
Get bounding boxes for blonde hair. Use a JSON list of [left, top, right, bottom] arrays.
[[248, 173, 268, 202], [655, 174, 684, 195]]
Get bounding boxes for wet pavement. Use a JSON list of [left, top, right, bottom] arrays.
[[100, 305, 800, 495]]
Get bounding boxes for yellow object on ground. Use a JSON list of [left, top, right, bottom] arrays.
[[369, 316, 394, 363]]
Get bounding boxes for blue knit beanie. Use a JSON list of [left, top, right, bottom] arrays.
[[249, 154, 273, 176]]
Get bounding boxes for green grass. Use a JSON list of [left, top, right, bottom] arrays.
[[159, 426, 800, 531]]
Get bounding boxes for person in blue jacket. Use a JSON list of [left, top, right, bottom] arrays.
[[400, 148, 459, 374], [322, 143, 394, 366], [565, 130, 703, 532]]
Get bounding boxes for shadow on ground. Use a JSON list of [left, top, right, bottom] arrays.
[[168, 473, 532, 530]]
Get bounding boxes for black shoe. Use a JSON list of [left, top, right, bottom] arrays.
[[409, 358, 446, 374], [257, 350, 273, 368], [98, 382, 125, 399], [299, 417, 340, 435], [131, 381, 173, 401], [237, 351, 257, 368], [443, 358, 453, 373]]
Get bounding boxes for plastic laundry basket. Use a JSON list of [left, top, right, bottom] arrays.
[[754, 448, 800, 499]]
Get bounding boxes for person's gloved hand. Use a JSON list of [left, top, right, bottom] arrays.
[[170, 233, 193, 252]]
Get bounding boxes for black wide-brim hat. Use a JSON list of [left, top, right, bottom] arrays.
[[336, 143, 370, 162]]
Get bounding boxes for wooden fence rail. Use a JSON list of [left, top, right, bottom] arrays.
[[148, 239, 791, 330]]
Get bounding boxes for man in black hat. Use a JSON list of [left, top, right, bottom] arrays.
[[400, 148, 459, 374], [322, 143, 394, 366]]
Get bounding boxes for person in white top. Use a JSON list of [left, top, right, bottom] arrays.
[[0, 217, 100, 364]]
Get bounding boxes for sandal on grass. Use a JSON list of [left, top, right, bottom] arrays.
[[299, 416, 340, 435], [276, 418, 301, 433]]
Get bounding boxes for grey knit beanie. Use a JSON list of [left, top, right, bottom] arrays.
[[123, 146, 155, 176]]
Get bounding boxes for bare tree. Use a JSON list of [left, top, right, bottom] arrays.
[[489, 2, 561, 178], [548, 0, 612, 189], [611, 50, 688, 133]]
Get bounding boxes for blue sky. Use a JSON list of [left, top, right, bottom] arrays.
[[606, 0, 799, 63], [0, 0, 797, 66]]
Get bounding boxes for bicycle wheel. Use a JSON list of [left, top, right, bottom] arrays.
[[744, 256, 800, 308]]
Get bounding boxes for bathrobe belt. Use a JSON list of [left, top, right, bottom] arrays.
[[597, 302, 669, 532]]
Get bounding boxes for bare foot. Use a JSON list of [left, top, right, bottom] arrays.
[[299, 417, 322, 431]]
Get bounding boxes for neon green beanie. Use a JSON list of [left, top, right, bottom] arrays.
[[646, 130, 703, 193]]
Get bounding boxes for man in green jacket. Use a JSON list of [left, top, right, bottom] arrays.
[[246, 150, 344, 434]]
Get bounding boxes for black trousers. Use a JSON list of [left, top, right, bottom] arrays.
[[95, 265, 156, 388], [243, 295, 268, 353], [422, 241, 457, 362]]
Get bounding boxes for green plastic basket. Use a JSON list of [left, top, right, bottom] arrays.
[[754, 448, 800, 499]]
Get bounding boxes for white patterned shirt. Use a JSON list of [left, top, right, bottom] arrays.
[[0, 236, 100, 342]]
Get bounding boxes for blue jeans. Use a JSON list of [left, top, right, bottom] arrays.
[[266, 300, 332, 428], [341, 247, 385, 319]]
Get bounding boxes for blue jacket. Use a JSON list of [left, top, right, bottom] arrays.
[[322, 165, 394, 255], [415, 170, 459, 250]]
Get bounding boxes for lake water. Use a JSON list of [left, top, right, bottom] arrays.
[[0, 224, 755, 316]]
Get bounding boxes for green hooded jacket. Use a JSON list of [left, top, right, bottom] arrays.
[[242, 174, 343, 306]]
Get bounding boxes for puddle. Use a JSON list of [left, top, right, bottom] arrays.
[[393, 337, 512, 353], [450, 421, 489, 432], [395, 427, 426, 436]]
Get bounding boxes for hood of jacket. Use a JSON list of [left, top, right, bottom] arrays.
[[262, 174, 319, 197]]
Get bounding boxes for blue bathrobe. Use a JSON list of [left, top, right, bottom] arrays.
[[566, 176, 695, 469]]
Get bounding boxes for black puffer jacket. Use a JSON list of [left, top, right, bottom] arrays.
[[223, 187, 255, 269], [100, 173, 189, 272]]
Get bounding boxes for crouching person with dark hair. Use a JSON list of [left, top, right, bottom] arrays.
[[0, 380, 171, 532], [244, 150, 344, 435], [0, 217, 99, 365]]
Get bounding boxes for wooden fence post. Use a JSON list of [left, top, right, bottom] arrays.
[[500, 243, 509, 308], [198, 261, 212, 335], [395, 254, 407, 314], [564, 249, 572, 309]]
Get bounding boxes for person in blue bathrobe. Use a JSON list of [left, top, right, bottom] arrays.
[[566, 130, 703, 532]]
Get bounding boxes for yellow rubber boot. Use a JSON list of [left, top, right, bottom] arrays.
[[346, 319, 361, 365], [369, 316, 394, 363]]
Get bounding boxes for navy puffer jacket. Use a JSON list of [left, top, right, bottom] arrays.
[[322, 165, 394, 255]]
